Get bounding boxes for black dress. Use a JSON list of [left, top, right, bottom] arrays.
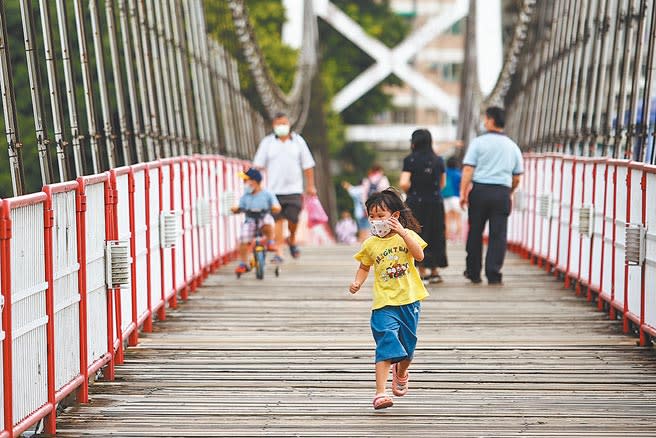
[[403, 151, 448, 269]]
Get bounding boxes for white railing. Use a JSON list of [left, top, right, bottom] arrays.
[[10, 198, 49, 426], [0, 155, 242, 436], [46, 185, 82, 397], [80, 175, 111, 378], [171, 161, 186, 297], [509, 154, 656, 346], [131, 166, 149, 340], [148, 165, 163, 327]]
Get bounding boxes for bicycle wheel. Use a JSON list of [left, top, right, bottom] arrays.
[[255, 247, 265, 279]]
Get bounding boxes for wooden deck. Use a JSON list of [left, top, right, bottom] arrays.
[[54, 243, 656, 437]]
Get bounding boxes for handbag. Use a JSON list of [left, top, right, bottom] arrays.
[[304, 195, 329, 227]]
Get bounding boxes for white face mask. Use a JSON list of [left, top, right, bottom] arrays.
[[370, 219, 392, 237], [273, 124, 290, 137]]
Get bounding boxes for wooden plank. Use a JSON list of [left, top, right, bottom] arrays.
[[53, 244, 656, 437]]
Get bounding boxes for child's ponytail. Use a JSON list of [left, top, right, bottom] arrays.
[[399, 206, 421, 233]]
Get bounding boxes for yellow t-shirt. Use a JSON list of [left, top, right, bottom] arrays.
[[354, 230, 429, 310]]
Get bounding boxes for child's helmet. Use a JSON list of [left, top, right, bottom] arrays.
[[239, 167, 262, 183]]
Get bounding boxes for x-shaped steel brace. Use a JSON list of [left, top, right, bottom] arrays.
[[314, 0, 468, 117]]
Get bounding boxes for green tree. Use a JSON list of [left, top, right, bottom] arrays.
[[204, 0, 298, 115], [204, 1, 408, 218], [204, 0, 408, 129], [0, 1, 133, 197], [320, 0, 408, 124], [0, 2, 43, 197], [318, 1, 409, 215]]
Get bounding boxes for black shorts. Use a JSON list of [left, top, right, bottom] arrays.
[[273, 194, 303, 224]]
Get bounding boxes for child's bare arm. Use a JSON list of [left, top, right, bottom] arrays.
[[349, 263, 370, 294]]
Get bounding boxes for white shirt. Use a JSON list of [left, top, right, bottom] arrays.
[[253, 133, 316, 195]]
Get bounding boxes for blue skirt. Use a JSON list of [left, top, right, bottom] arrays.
[[370, 301, 421, 363]]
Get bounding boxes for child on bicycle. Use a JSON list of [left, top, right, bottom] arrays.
[[348, 188, 428, 410], [231, 168, 281, 275]]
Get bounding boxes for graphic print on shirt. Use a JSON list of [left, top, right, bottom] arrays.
[[375, 246, 410, 282]]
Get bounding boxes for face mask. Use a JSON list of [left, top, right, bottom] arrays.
[[478, 121, 486, 133], [244, 185, 253, 194], [274, 124, 290, 137], [370, 219, 391, 237]]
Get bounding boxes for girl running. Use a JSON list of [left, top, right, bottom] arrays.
[[349, 188, 428, 409]]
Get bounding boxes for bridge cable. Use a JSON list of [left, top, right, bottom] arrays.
[[226, 0, 317, 130]]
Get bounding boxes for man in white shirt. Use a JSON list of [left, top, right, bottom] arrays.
[[253, 112, 317, 260]]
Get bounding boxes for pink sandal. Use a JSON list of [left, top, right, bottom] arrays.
[[392, 364, 409, 397], [372, 393, 393, 410]]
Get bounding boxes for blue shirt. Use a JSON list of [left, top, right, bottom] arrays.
[[238, 190, 280, 215], [442, 167, 462, 198], [463, 132, 523, 187], [347, 185, 365, 220]]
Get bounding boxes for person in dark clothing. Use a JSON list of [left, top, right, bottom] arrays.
[[399, 129, 448, 284], [460, 106, 523, 285]]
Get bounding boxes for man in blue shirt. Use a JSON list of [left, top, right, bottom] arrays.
[[460, 107, 523, 285]]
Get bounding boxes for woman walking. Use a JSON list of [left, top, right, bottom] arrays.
[[399, 129, 448, 283]]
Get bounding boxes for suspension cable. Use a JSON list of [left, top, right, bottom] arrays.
[[226, 0, 317, 129]]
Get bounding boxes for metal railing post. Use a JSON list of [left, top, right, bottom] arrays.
[[161, 0, 186, 157], [145, 0, 172, 158], [72, 0, 102, 174], [89, 0, 117, 168], [129, 0, 158, 162], [54, 0, 84, 177], [105, 0, 132, 166], [117, 0, 145, 163], [153, 0, 177, 157], [171, 0, 197, 156], [19, 0, 55, 185], [0, 2, 26, 195]]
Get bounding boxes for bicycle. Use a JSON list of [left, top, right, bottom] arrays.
[[236, 209, 280, 280]]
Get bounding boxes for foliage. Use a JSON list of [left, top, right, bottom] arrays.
[[204, 0, 409, 217], [246, 0, 298, 94], [0, 2, 42, 196], [318, 1, 409, 215], [320, 0, 408, 124], [204, 0, 298, 114], [0, 1, 409, 199], [204, 0, 408, 130]]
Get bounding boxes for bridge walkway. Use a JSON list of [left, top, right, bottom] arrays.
[[53, 244, 656, 437]]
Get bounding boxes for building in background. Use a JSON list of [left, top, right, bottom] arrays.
[[355, 0, 468, 173], [287, 1, 506, 175]]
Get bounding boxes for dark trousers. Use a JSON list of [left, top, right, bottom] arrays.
[[465, 183, 511, 283]]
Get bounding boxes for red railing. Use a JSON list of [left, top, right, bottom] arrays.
[[0, 155, 244, 436], [509, 153, 656, 346]]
